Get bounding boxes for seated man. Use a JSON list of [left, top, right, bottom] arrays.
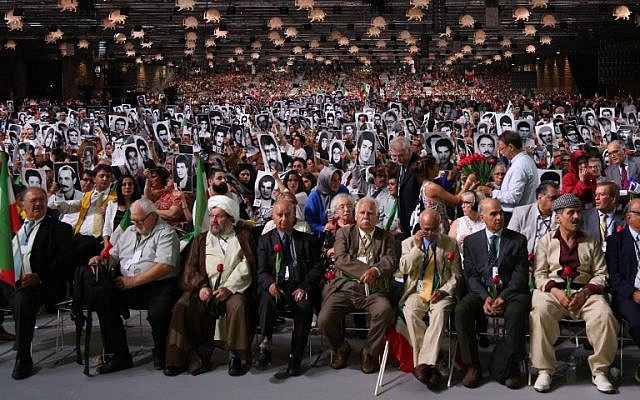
[[455, 199, 530, 389], [531, 194, 618, 393], [317, 197, 396, 374], [400, 209, 461, 389], [254, 196, 323, 376], [88, 198, 180, 374], [605, 198, 640, 383], [4, 187, 73, 379], [164, 195, 256, 376]]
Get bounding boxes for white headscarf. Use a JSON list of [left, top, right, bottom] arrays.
[[207, 195, 239, 224]]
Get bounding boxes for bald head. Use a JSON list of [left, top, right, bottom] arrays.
[[479, 198, 504, 233], [418, 209, 440, 241], [625, 199, 640, 231]]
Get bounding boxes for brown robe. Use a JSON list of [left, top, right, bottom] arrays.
[[165, 227, 257, 369]]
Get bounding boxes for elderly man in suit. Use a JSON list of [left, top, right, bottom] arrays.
[[3, 187, 73, 379], [455, 198, 530, 389], [531, 194, 618, 394], [164, 195, 256, 376], [580, 181, 625, 252], [388, 136, 420, 241], [400, 209, 462, 389], [605, 140, 640, 191], [254, 197, 323, 376], [606, 198, 640, 383], [317, 197, 397, 374], [507, 181, 560, 254]]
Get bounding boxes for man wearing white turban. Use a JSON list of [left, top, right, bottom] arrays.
[[164, 195, 257, 377]]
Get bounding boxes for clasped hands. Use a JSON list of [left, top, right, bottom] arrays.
[[551, 287, 588, 311], [268, 283, 308, 302], [199, 286, 232, 303], [483, 296, 505, 316]]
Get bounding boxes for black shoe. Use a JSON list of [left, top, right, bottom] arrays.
[[253, 349, 272, 369], [0, 327, 15, 342], [163, 366, 185, 377], [286, 355, 302, 377], [96, 354, 133, 374], [12, 357, 33, 380], [228, 356, 246, 376]]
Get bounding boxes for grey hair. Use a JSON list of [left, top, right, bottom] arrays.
[[478, 198, 501, 216], [389, 136, 409, 152], [330, 193, 354, 213], [355, 196, 379, 216], [132, 198, 158, 215]]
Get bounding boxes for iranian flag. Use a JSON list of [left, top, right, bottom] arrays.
[[179, 156, 207, 250], [385, 315, 414, 373], [0, 153, 21, 288]]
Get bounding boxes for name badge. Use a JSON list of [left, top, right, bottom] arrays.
[[357, 256, 368, 264], [602, 241, 607, 253], [492, 266, 499, 278], [417, 280, 424, 293]]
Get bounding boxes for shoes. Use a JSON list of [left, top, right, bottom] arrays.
[[162, 366, 185, 377], [592, 374, 616, 394], [228, 356, 246, 376], [96, 353, 133, 374], [360, 349, 380, 374], [0, 327, 15, 342], [188, 351, 212, 376], [505, 369, 523, 390], [533, 371, 552, 393], [253, 349, 272, 370], [413, 364, 429, 385], [11, 356, 33, 380], [635, 364, 640, 384], [330, 341, 351, 370], [286, 355, 302, 377], [425, 365, 443, 390], [461, 364, 482, 388]]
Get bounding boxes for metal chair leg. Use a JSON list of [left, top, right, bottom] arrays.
[[374, 341, 390, 396]]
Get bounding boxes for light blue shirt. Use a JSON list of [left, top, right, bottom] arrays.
[[628, 226, 640, 289], [485, 228, 502, 259]]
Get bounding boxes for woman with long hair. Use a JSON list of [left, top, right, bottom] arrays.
[[102, 174, 141, 252], [143, 167, 184, 227]]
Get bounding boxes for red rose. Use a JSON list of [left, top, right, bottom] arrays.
[[216, 263, 224, 273], [528, 252, 535, 261], [101, 241, 113, 259], [487, 157, 497, 166], [446, 251, 455, 261], [492, 275, 501, 285], [273, 243, 282, 252], [325, 271, 336, 280], [561, 265, 573, 278]]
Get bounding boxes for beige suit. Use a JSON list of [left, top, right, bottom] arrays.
[[530, 230, 619, 375], [399, 234, 461, 366]]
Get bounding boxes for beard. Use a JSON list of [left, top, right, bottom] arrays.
[[211, 182, 228, 194]]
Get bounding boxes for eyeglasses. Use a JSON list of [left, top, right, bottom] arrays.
[[131, 212, 153, 225]]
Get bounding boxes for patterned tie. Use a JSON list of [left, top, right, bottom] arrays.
[[360, 232, 372, 263], [21, 220, 34, 246], [599, 213, 608, 242], [419, 245, 436, 302], [488, 234, 498, 271], [621, 163, 629, 190]]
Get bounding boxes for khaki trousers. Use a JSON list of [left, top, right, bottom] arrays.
[[402, 293, 454, 366], [529, 289, 619, 375]]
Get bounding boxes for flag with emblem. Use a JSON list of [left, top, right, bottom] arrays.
[[0, 153, 21, 288]]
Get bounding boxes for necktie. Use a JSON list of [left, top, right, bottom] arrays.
[[21, 220, 34, 246], [282, 233, 292, 280], [635, 236, 640, 289], [360, 232, 372, 263], [488, 235, 498, 271], [621, 163, 629, 190], [419, 245, 436, 302], [599, 213, 608, 242]]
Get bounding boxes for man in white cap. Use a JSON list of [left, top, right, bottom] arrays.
[[164, 195, 257, 377], [530, 193, 619, 394]]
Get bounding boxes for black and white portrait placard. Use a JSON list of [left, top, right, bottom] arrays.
[[53, 162, 82, 201], [152, 120, 172, 149], [474, 133, 498, 158], [258, 133, 283, 172], [173, 153, 193, 192], [22, 168, 46, 190], [356, 130, 376, 166]]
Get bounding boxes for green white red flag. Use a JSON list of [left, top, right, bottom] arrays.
[[0, 153, 22, 288]]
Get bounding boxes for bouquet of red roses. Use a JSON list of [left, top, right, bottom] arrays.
[[456, 153, 495, 185]]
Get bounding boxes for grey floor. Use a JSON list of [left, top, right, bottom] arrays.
[[1, 311, 639, 400]]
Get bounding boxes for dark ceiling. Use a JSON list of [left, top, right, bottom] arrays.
[[1, 0, 639, 67]]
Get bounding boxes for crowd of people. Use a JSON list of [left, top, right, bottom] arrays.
[[0, 65, 639, 395]]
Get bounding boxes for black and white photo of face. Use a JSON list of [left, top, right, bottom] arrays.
[[357, 131, 375, 166], [516, 120, 532, 140], [330, 140, 343, 168], [383, 111, 398, 132], [318, 131, 330, 156], [579, 126, 593, 145], [257, 174, 275, 201], [326, 112, 336, 128], [434, 138, 454, 170], [598, 117, 613, 138], [477, 122, 489, 135], [475, 134, 496, 157], [536, 126, 555, 147], [124, 144, 141, 173], [259, 134, 283, 172], [154, 122, 171, 147], [54, 163, 80, 199], [584, 112, 596, 127], [440, 102, 452, 117], [498, 115, 513, 134], [437, 121, 453, 137], [600, 108, 614, 119], [83, 147, 95, 170], [561, 123, 584, 145], [232, 124, 244, 146], [66, 127, 80, 147], [214, 127, 226, 151], [23, 169, 45, 189], [173, 154, 193, 191], [628, 112, 638, 126], [210, 111, 223, 126], [342, 123, 355, 139], [404, 119, 417, 136], [136, 138, 150, 163]]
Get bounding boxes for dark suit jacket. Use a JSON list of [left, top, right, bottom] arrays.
[[397, 153, 420, 236], [325, 225, 396, 297], [27, 214, 73, 290], [580, 207, 626, 246], [257, 229, 324, 294], [462, 228, 529, 301], [606, 227, 639, 302], [604, 159, 640, 189]]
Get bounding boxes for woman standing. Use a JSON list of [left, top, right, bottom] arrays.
[[102, 174, 141, 251]]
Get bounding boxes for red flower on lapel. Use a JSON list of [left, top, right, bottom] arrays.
[[616, 225, 624, 233]]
